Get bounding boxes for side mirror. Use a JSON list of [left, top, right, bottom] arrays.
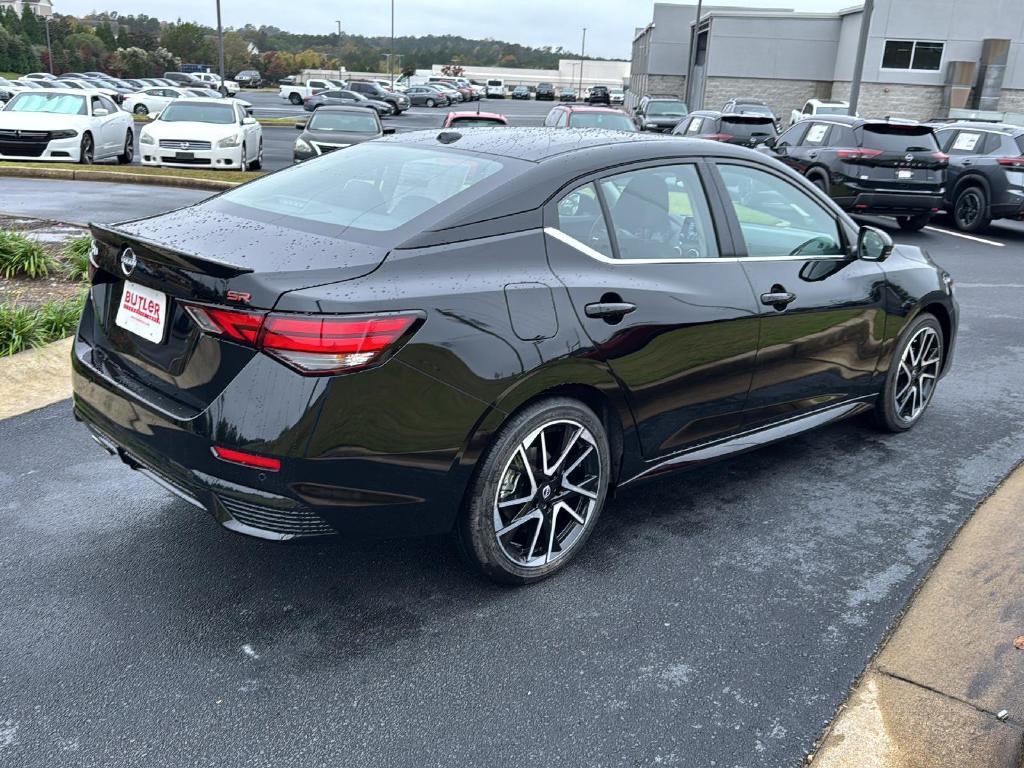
[[382, 126, 396, 135], [295, 122, 305, 130], [858, 225, 894, 262], [762, 135, 777, 148], [94, 108, 109, 116], [242, 116, 256, 125]]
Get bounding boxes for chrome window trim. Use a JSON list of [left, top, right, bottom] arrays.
[[544, 226, 847, 265]]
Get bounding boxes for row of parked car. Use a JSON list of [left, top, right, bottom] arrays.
[[0, 70, 241, 106]]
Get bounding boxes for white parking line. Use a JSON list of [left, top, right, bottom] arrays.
[[924, 226, 1005, 247]]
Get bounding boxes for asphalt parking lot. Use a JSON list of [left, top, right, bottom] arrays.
[[1, 175, 1023, 766]]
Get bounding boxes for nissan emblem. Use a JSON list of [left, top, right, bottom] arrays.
[[120, 248, 138, 277]]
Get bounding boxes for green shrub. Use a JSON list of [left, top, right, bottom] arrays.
[[37, 292, 86, 341], [0, 304, 45, 356], [63, 235, 93, 282], [0, 230, 56, 278]]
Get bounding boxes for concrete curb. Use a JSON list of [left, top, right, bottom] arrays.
[[0, 166, 240, 191], [810, 463, 1024, 767], [0, 336, 73, 421]]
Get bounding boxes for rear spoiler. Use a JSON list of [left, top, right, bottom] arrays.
[[722, 115, 776, 124], [91, 223, 254, 278]]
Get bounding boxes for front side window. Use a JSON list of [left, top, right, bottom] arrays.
[[717, 164, 844, 258], [882, 40, 943, 71], [777, 122, 809, 147], [599, 164, 718, 260]]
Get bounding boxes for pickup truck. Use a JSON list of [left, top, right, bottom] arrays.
[[279, 78, 346, 105], [789, 98, 852, 128], [192, 72, 239, 96]]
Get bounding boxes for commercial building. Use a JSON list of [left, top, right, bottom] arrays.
[[629, 1, 1024, 121], [0, 0, 53, 17]]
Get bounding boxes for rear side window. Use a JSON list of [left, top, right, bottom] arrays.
[[1016, 135, 1024, 154], [827, 125, 856, 147], [221, 144, 507, 233], [802, 123, 831, 146], [946, 131, 985, 155], [860, 125, 938, 153], [778, 122, 809, 147]]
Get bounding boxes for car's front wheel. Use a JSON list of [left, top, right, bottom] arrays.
[[289, 93, 302, 105], [457, 398, 611, 585], [425, 98, 435, 108], [78, 133, 94, 165], [117, 129, 133, 165], [871, 313, 944, 432]]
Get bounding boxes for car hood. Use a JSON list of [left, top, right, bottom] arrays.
[[0, 111, 94, 128], [141, 120, 241, 140], [302, 128, 379, 144]]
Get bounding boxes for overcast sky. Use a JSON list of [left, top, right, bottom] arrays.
[[60, 0, 857, 59]]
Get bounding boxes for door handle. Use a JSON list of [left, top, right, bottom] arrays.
[[760, 291, 796, 308], [962, 159, 973, 166], [808, 151, 818, 159], [585, 301, 637, 320]]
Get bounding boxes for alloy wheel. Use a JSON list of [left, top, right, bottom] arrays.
[[493, 419, 602, 568], [80, 135, 94, 164], [893, 326, 941, 423], [955, 189, 982, 229]]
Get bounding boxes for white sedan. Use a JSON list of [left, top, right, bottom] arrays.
[[0, 89, 134, 164], [139, 99, 263, 171], [123, 86, 196, 116]]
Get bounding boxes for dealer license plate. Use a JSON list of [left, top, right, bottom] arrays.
[[115, 281, 167, 344]]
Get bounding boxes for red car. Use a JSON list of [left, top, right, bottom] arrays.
[[442, 111, 509, 128]]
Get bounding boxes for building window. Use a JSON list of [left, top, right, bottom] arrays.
[[882, 40, 944, 71]]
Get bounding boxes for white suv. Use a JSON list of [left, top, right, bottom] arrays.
[[193, 72, 240, 96]]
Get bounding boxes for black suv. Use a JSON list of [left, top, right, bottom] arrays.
[[722, 98, 779, 127], [761, 116, 947, 231], [346, 81, 410, 114], [673, 110, 778, 147], [536, 82, 555, 101], [587, 85, 610, 105], [633, 97, 688, 132], [931, 122, 1024, 232], [163, 71, 206, 88]]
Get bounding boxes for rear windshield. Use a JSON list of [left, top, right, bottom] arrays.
[[5, 92, 86, 115], [220, 143, 509, 233], [647, 100, 688, 117], [308, 111, 379, 133], [721, 116, 777, 138], [569, 112, 636, 132], [448, 117, 507, 127], [487, 80, 503, 87], [816, 106, 849, 116], [733, 104, 773, 117], [861, 125, 938, 152], [160, 103, 235, 124]]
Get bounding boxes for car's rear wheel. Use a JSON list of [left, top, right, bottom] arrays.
[[897, 212, 932, 231], [953, 186, 990, 232], [133, 103, 148, 115], [871, 313, 944, 433], [78, 133, 94, 165], [289, 93, 302, 105], [809, 173, 829, 195], [457, 398, 611, 585], [250, 139, 263, 170], [117, 129, 133, 165]]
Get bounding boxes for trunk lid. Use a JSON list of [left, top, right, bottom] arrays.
[[719, 115, 777, 147], [88, 204, 388, 411], [844, 123, 946, 190]]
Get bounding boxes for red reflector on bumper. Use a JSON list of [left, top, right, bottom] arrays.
[[212, 446, 281, 471]]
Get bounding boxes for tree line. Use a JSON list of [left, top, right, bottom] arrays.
[[1, 9, 613, 79]]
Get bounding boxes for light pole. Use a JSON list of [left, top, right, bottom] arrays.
[[685, 0, 703, 107], [390, 0, 395, 89], [848, 0, 874, 116], [578, 27, 586, 93], [43, 16, 53, 75], [215, 0, 226, 85], [336, 20, 342, 81]]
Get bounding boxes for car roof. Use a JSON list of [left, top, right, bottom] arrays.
[[809, 98, 848, 105], [311, 105, 378, 114], [560, 105, 624, 113], [939, 121, 1023, 134], [378, 126, 738, 163], [448, 111, 508, 121]]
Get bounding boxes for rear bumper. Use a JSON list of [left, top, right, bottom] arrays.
[[70, 327, 474, 541], [836, 191, 944, 215]]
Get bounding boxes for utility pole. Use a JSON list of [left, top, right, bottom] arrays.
[[44, 17, 53, 74], [336, 20, 342, 81], [685, 0, 703, 106], [215, 0, 226, 85], [390, 0, 395, 89], [578, 27, 586, 93], [848, 0, 874, 115]]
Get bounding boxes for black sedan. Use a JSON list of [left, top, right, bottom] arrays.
[[293, 105, 395, 162], [304, 89, 392, 116], [72, 128, 957, 584], [558, 87, 577, 102]]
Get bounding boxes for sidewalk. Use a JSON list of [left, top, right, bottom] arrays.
[[0, 337, 72, 420], [811, 464, 1024, 767]]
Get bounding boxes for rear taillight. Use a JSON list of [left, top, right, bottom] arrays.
[[837, 148, 884, 161], [997, 157, 1024, 169], [184, 304, 423, 375], [700, 133, 733, 142], [931, 152, 949, 166]]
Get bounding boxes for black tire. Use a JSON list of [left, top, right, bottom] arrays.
[[897, 213, 932, 232], [249, 140, 263, 171], [78, 133, 94, 165], [952, 186, 990, 233], [288, 93, 302, 105], [117, 129, 133, 165], [425, 98, 435, 108], [810, 173, 829, 195], [871, 313, 944, 433], [456, 398, 611, 585], [133, 103, 149, 115]]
